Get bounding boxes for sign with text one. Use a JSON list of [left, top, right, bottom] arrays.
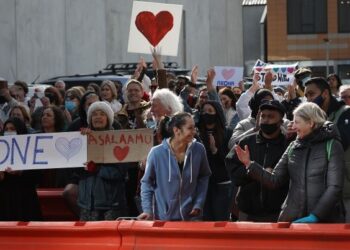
[[127, 1, 183, 56], [214, 66, 244, 87], [253, 59, 298, 86], [87, 129, 154, 163], [0, 132, 87, 171]]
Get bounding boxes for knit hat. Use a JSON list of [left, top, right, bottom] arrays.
[[101, 80, 118, 99], [87, 101, 114, 129]]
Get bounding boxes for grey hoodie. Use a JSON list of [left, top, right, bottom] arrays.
[[141, 138, 211, 220]]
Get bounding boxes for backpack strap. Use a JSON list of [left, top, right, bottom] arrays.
[[326, 139, 334, 162]]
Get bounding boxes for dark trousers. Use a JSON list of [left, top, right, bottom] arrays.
[[203, 182, 233, 221]]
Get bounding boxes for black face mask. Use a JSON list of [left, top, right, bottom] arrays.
[[200, 113, 216, 125], [0, 96, 7, 104], [313, 95, 324, 107], [260, 123, 280, 135]]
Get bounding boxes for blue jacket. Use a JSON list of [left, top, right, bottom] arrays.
[[141, 138, 211, 221]]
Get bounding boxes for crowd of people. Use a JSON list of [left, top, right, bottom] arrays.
[[0, 51, 350, 223]]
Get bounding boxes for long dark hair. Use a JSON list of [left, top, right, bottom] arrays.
[[3, 117, 28, 135], [198, 102, 225, 151], [42, 106, 66, 132]]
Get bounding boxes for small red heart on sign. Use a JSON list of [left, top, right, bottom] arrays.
[[287, 67, 295, 74], [113, 146, 129, 161], [221, 69, 235, 81], [135, 11, 174, 47], [255, 67, 263, 72]]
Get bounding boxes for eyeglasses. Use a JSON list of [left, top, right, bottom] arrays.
[[341, 95, 350, 100]]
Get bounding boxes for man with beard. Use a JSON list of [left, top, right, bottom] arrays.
[[226, 100, 289, 222], [116, 79, 150, 216], [304, 77, 350, 221]]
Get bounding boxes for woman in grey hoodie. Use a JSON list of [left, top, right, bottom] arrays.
[[138, 112, 211, 221]]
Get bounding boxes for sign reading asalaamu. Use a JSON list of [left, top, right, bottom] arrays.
[[87, 128, 154, 163]]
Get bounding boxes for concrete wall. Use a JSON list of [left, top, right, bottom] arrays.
[[243, 5, 266, 74], [0, 0, 243, 83]]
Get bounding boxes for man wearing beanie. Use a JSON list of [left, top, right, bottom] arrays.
[[226, 100, 289, 222]]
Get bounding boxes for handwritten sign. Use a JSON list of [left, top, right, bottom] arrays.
[[127, 1, 183, 56], [214, 66, 244, 87], [0, 132, 87, 171], [87, 129, 154, 163], [253, 59, 298, 86]]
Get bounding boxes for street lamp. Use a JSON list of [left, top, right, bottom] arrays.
[[323, 38, 331, 76]]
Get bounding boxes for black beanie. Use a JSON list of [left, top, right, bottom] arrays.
[[248, 89, 274, 118]]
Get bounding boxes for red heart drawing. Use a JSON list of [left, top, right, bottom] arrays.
[[135, 11, 174, 47], [113, 146, 129, 161], [287, 67, 295, 74], [255, 67, 263, 72], [221, 68, 235, 81]]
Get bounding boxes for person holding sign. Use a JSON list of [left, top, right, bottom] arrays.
[[0, 117, 42, 221], [78, 101, 128, 221], [138, 112, 211, 221]]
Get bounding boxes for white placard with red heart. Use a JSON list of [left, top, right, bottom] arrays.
[[213, 66, 244, 87], [127, 1, 183, 56], [253, 59, 298, 86]]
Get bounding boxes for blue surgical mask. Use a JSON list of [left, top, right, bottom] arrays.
[[65, 100, 77, 112], [313, 95, 324, 107], [146, 119, 156, 129]]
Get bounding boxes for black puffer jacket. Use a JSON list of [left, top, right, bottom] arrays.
[[226, 132, 289, 216], [248, 121, 344, 222]]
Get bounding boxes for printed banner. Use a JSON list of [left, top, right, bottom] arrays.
[[87, 129, 154, 163], [213, 66, 244, 87], [253, 59, 298, 86], [0, 132, 87, 171], [127, 1, 183, 56]]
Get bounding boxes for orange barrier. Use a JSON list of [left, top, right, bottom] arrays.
[[37, 188, 78, 221], [118, 220, 350, 250], [0, 221, 121, 250]]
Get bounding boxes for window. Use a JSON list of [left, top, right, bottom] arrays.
[[338, 0, 350, 33], [287, 0, 327, 34]]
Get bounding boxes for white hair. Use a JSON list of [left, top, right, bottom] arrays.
[[293, 102, 327, 129], [151, 88, 184, 115], [339, 85, 350, 94]]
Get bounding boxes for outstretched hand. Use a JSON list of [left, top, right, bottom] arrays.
[[235, 145, 251, 168], [206, 68, 216, 91], [191, 65, 199, 84]]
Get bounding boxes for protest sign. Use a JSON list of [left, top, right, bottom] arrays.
[[253, 59, 298, 86], [127, 1, 183, 56], [0, 132, 87, 171], [87, 129, 154, 163], [214, 66, 244, 87]]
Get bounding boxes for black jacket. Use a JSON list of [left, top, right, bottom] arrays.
[[226, 131, 289, 216], [247, 122, 344, 222]]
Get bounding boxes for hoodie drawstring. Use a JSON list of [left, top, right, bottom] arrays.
[[190, 152, 193, 183], [168, 149, 171, 182]]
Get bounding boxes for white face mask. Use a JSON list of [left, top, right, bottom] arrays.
[[3, 131, 17, 136]]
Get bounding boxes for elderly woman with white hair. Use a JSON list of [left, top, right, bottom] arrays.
[[147, 88, 184, 144], [150, 88, 184, 121], [235, 102, 344, 223]]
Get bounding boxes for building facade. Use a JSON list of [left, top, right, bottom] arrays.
[[267, 0, 350, 82]]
